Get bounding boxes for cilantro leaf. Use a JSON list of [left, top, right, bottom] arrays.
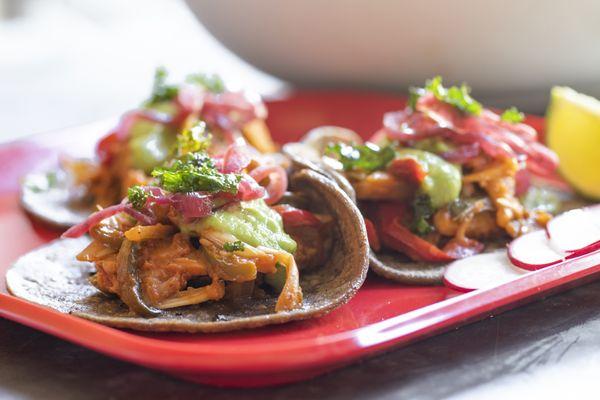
[[408, 87, 424, 110], [411, 76, 483, 116], [223, 240, 245, 252], [325, 142, 395, 173], [424, 76, 445, 99], [128, 185, 149, 210], [174, 121, 212, 157], [500, 106, 525, 124], [147, 67, 179, 105], [411, 194, 434, 235], [186, 73, 225, 93], [151, 152, 241, 194]]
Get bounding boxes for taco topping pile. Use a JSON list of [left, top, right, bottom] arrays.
[[325, 77, 561, 263], [65, 68, 276, 210], [63, 130, 333, 316]]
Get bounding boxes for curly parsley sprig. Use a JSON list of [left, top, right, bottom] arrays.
[[185, 73, 225, 94], [409, 76, 483, 115], [127, 186, 150, 210], [325, 142, 395, 173], [151, 152, 241, 194], [147, 67, 179, 105], [500, 106, 525, 123], [409, 76, 525, 124], [146, 67, 226, 106], [174, 121, 212, 157]]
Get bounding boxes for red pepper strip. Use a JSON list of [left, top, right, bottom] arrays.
[[363, 217, 381, 252], [442, 238, 484, 259], [371, 202, 454, 263], [386, 158, 427, 185], [380, 219, 455, 262], [95, 131, 119, 165], [272, 204, 322, 228]]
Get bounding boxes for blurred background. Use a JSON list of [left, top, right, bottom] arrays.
[[2, 0, 600, 142], [0, 0, 283, 142]]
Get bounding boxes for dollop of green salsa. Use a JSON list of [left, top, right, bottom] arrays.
[[128, 101, 178, 172], [183, 199, 297, 254], [395, 149, 462, 209], [326, 141, 462, 210]]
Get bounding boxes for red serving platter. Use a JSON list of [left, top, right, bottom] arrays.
[[1, 90, 600, 388]]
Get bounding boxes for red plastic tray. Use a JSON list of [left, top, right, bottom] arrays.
[[2, 91, 600, 388]]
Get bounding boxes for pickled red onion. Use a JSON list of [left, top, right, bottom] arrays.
[[170, 192, 213, 219], [272, 204, 321, 227], [62, 204, 156, 238], [439, 142, 480, 163], [221, 144, 252, 173], [249, 164, 288, 205]]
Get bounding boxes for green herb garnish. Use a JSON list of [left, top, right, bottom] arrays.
[[174, 121, 212, 157], [147, 67, 179, 105], [500, 106, 525, 124], [186, 73, 225, 93], [152, 152, 241, 194], [408, 87, 422, 110], [448, 198, 471, 219], [128, 185, 149, 210], [412, 194, 434, 235], [325, 142, 395, 173], [411, 76, 482, 115], [223, 240, 246, 252]]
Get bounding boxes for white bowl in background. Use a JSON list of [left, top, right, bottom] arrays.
[[186, 0, 600, 111]]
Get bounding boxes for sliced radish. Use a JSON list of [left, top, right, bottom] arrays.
[[546, 208, 600, 254], [443, 250, 528, 292], [572, 205, 600, 255], [508, 230, 566, 270], [583, 204, 600, 229]]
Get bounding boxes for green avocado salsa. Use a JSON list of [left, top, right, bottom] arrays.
[[395, 149, 462, 209], [128, 101, 178, 173], [196, 199, 295, 292], [326, 142, 461, 209], [128, 67, 227, 173], [182, 199, 297, 254]]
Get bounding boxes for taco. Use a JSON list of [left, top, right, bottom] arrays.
[[8, 137, 369, 332], [285, 77, 582, 284], [21, 67, 277, 228]]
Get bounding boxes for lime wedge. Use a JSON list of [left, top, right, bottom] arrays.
[[546, 86, 600, 199]]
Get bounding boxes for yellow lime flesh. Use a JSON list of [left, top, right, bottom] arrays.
[[546, 86, 600, 200]]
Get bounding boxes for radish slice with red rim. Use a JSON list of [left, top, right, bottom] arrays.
[[508, 230, 566, 270], [443, 250, 528, 292], [546, 208, 600, 253], [584, 204, 600, 226]]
